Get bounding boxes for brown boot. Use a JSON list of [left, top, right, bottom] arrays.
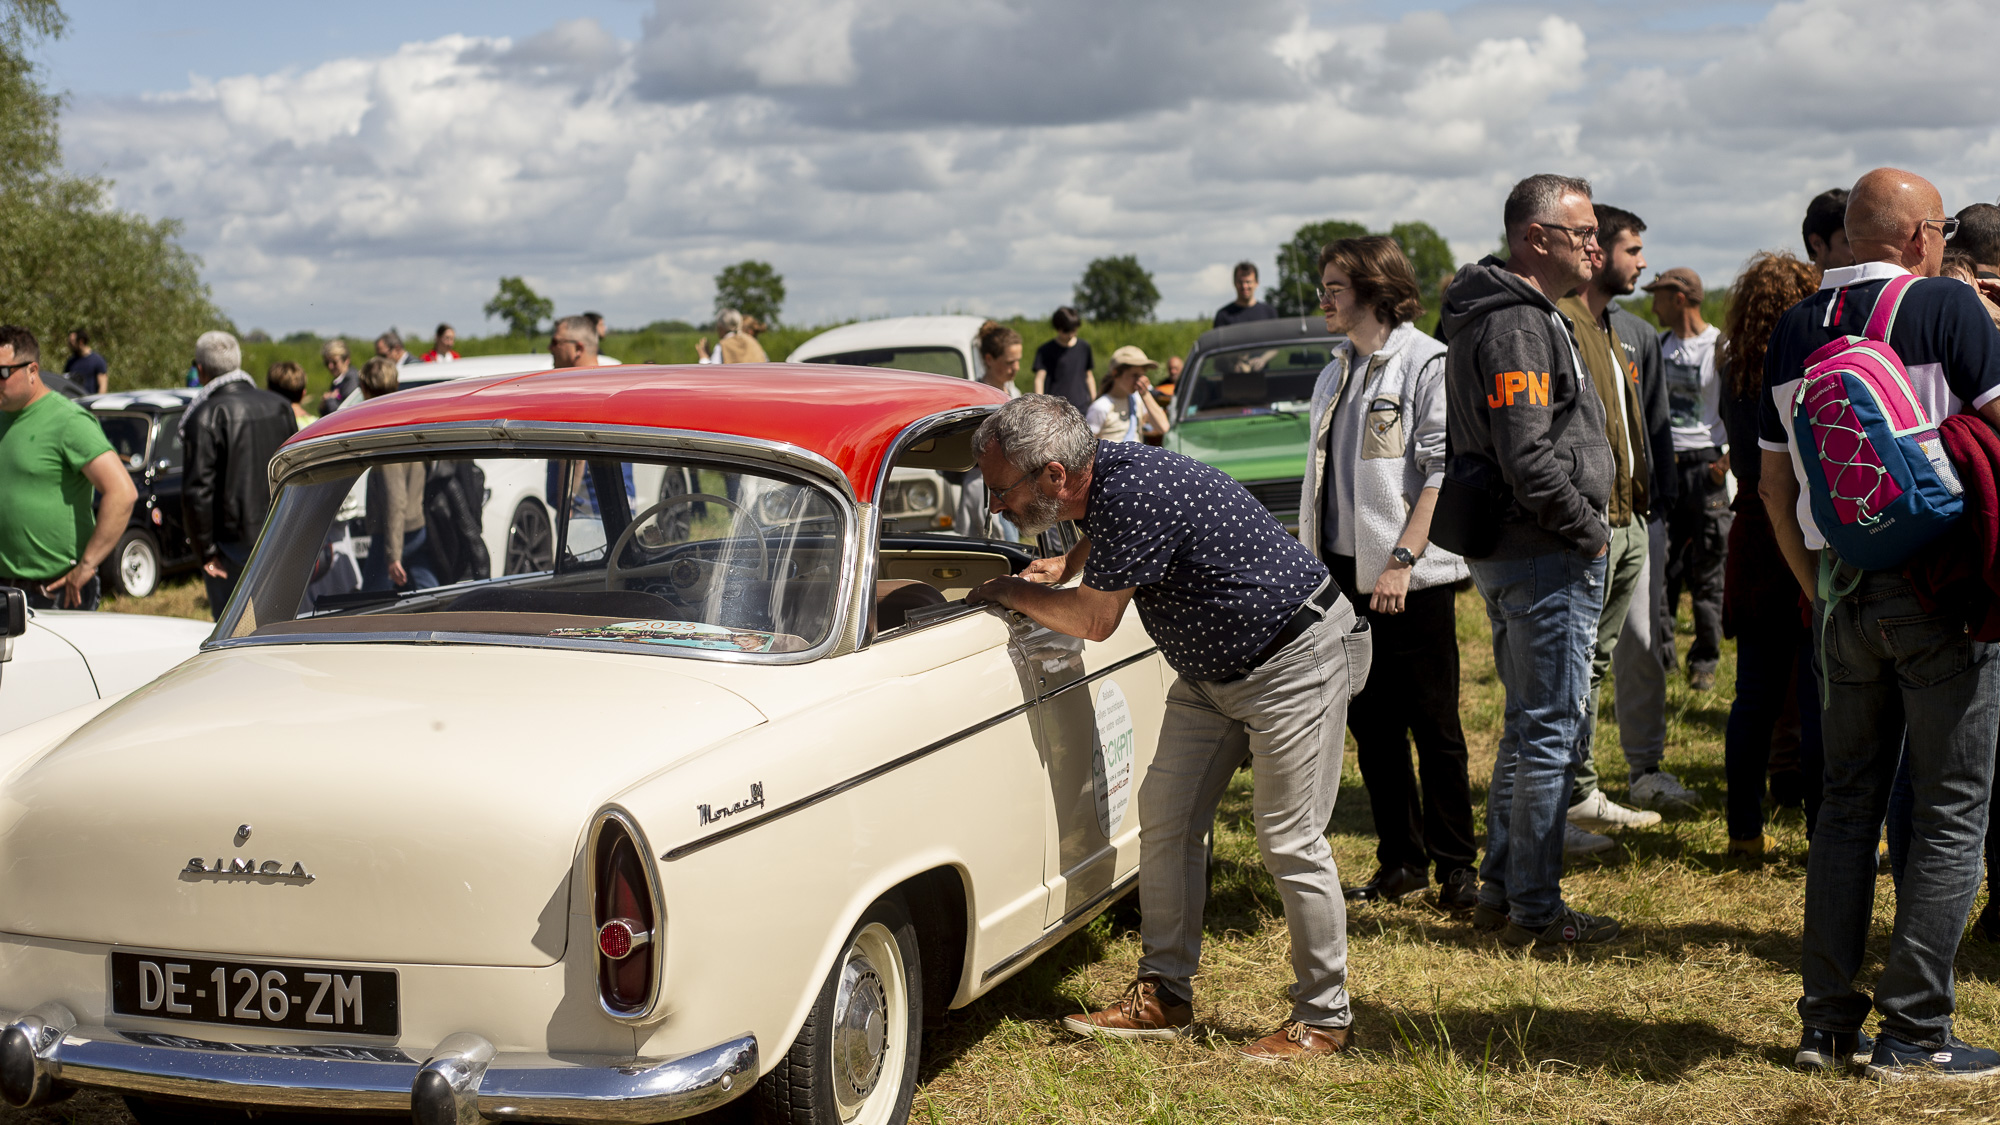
[[1237, 1020, 1352, 1063], [1060, 977, 1192, 1041]]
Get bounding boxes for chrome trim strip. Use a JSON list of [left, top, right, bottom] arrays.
[[663, 703, 1032, 862], [981, 868, 1139, 983], [660, 646, 1159, 862], [205, 628, 836, 668], [272, 421, 854, 501], [1036, 648, 1160, 702], [0, 1013, 755, 1123], [588, 807, 668, 1025]]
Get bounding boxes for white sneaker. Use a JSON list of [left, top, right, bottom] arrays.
[[1565, 823, 1616, 857], [1568, 789, 1662, 833], [1630, 770, 1702, 812]]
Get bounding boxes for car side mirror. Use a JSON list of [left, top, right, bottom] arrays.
[[1, 585, 24, 664]]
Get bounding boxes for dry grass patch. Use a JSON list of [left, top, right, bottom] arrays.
[[98, 575, 209, 621]]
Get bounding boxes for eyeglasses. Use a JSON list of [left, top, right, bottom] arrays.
[[1921, 218, 1962, 239], [549, 337, 581, 350], [1316, 283, 1350, 305], [987, 465, 1043, 509], [0, 360, 31, 379], [1538, 221, 1599, 246]]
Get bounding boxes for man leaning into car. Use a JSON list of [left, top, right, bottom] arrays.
[[967, 394, 1370, 1062]]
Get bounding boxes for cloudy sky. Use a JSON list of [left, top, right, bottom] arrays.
[[36, 0, 2000, 339]]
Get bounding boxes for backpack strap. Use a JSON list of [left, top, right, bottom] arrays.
[[1863, 273, 1921, 343]]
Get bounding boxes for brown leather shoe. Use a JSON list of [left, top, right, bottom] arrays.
[[1060, 977, 1192, 1041], [1237, 1020, 1352, 1063]]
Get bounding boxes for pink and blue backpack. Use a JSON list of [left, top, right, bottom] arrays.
[[1792, 273, 1964, 572]]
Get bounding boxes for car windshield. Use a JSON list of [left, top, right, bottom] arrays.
[[217, 452, 848, 658], [802, 347, 966, 379], [97, 414, 152, 470], [1179, 341, 1340, 420]]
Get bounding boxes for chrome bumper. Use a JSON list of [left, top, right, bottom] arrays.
[[0, 1003, 755, 1123]]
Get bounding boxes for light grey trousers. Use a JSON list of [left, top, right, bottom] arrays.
[[1611, 517, 1669, 778], [1134, 596, 1370, 1027]]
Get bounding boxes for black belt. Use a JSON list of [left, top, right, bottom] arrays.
[[1219, 582, 1341, 682]]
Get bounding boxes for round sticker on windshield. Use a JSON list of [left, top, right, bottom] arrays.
[[1092, 679, 1135, 838]]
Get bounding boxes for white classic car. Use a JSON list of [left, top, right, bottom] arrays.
[[0, 363, 1169, 1125], [0, 592, 210, 735]]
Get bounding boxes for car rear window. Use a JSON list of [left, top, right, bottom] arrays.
[[1180, 342, 1339, 419], [802, 347, 966, 380]]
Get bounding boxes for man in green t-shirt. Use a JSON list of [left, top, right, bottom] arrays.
[[0, 325, 137, 610]]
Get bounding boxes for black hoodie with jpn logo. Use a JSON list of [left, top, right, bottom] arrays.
[[1438, 256, 1614, 560]]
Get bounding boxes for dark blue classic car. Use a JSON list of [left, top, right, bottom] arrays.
[[81, 389, 201, 598]]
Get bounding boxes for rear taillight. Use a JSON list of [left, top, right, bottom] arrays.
[[590, 812, 661, 1019]]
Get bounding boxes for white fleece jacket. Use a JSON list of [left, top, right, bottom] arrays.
[[1297, 321, 1470, 595]]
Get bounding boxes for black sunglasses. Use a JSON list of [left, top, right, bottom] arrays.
[[0, 360, 32, 379]]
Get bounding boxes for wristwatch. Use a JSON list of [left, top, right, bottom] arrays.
[[1390, 546, 1418, 567]]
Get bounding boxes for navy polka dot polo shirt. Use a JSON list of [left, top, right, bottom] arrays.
[[1081, 440, 1331, 681]]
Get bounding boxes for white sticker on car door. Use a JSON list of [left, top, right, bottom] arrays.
[[1092, 679, 1135, 838]]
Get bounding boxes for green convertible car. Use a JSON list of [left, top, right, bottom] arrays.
[[1162, 317, 1343, 530]]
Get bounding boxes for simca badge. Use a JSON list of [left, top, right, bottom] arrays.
[[185, 857, 315, 881]]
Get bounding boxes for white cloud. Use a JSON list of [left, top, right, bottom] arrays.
[[52, 0, 2000, 338]]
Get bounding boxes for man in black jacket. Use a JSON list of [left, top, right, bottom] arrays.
[[1436, 172, 1619, 950], [181, 330, 295, 618]]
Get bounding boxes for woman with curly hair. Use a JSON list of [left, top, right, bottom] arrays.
[[1718, 250, 1821, 858]]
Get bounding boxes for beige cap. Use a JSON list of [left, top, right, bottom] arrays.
[[1642, 267, 1705, 302], [1109, 345, 1159, 369]]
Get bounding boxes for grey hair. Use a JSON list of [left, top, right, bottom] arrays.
[[716, 308, 744, 334], [1503, 173, 1593, 238], [972, 394, 1096, 475], [194, 330, 241, 377], [554, 314, 599, 353]]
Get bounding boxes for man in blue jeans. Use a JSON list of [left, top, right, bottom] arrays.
[[1761, 167, 2000, 1080], [1436, 173, 1620, 949]]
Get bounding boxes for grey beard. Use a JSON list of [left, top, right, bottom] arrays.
[[1011, 491, 1066, 539]]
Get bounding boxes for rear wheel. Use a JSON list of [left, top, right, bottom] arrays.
[[756, 895, 922, 1125], [104, 528, 160, 598], [505, 498, 553, 575]]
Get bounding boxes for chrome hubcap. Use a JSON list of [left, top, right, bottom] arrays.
[[830, 928, 894, 1119], [119, 538, 157, 596]]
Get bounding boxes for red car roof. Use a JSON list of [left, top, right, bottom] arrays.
[[288, 363, 1008, 501]]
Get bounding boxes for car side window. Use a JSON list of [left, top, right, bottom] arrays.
[[157, 414, 184, 471]]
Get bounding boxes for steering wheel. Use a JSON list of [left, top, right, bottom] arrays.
[[606, 492, 771, 591]]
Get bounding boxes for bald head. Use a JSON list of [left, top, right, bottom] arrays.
[[1847, 167, 1948, 275]]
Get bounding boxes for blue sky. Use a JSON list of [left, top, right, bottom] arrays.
[[37, 0, 2000, 340]]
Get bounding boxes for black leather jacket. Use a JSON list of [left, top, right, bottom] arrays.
[[181, 379, 297, 558]]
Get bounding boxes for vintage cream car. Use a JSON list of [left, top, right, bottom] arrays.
[[0, 364, 1169, 1125]]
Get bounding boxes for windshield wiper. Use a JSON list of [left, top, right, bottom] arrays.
[[310, 590, 419, 612]]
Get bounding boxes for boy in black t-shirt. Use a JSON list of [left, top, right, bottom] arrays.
[[1214, 261, 1278, 327], [64, 328, 108, 395], [1032, 305, 1095, 413]]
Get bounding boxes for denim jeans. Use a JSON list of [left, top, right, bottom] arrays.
[[1136, 597, 1369, 1027], [1469, 548, 1607, 928], [1574, 519, 1649, 804], [1, 573, 101, 612], [361, 528, 439, 593], [1799, 568, 2000, 1047]]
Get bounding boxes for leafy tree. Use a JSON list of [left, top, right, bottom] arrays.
[[1389, 221, 1456, 314], [0, 0, 229, 388], [1268, 220, 1367, 316], [484, 276, 553, 338], [1073, 255, 1160, 323], [714, 261, 786, 327]]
